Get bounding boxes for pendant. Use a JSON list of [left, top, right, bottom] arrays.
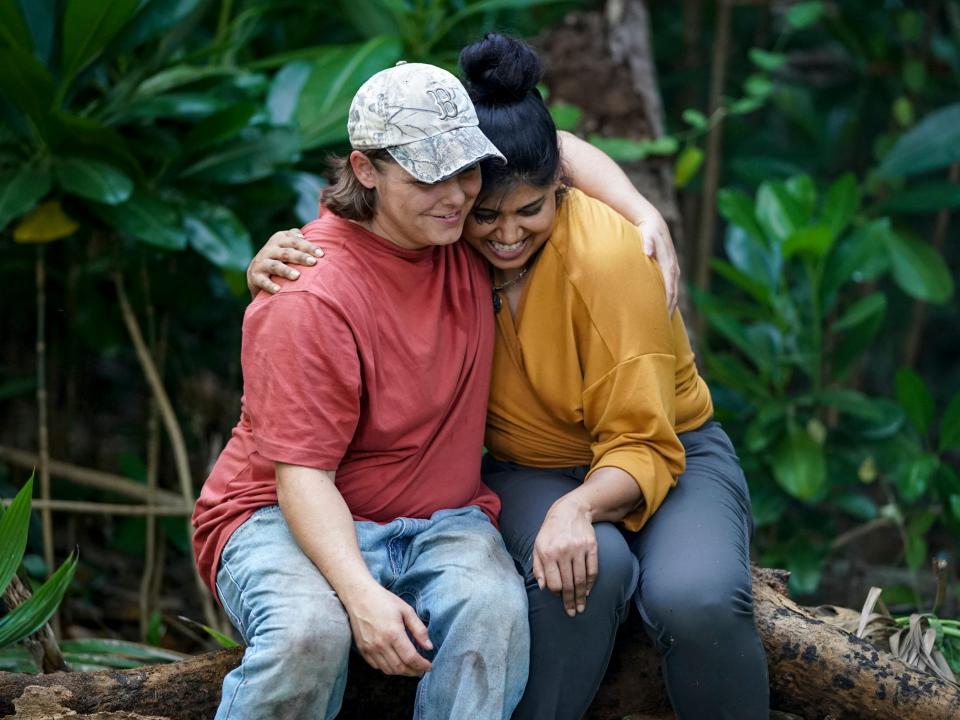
[[492, 290, 502, 314]]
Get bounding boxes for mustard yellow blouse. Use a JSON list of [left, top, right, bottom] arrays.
[[484, 189, 714, 530]]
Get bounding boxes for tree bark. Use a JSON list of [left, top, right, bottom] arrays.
[[2, 569, 958, 720]]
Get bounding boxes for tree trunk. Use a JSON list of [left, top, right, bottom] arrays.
[[2, 569, 958, 720]]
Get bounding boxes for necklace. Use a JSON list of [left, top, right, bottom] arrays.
[[491, 265, 529, 314]]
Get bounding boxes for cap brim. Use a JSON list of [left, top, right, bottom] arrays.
[[386, 125, 506, 184]]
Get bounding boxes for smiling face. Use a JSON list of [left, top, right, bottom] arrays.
[[463, 181, 560, 273], [351, 151, 482, 250]]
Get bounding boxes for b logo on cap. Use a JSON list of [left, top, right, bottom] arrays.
[[428, 88, 459, 120]]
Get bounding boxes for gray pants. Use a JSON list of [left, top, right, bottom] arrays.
[[482, 421, 769, 720]]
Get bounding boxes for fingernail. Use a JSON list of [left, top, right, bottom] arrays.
[[577, 604, 585, 613], [567, 608, 576, 618], [536, 577, 544, 590], [307, 257, 317, 264], [315, 249, 324, 257]]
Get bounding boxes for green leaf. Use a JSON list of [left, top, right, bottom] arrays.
[[745, 74, 773, 99], [821, 173, 859, 239], [587, 136, 650, 163], [184, 202, 253, 273], [896, 455, 939, 504], [820, 219, 892, 311], [817, 388, 888, 422], [61, 0, 139, 86], [905, 533, 928, 571], [939, 392, 960, 452], [549, 102, 582, 132], [267, 61, 313, 126], [749, 49, 787, 71], [832, 492, 878, 520], [728, 96, 764, 115], [177, 615, 239, 648], [184, 103, 259, 151], [674, 146, 704, 188], [756, 182, 805, 246], [297, 36, 403, 150], [710, 257, 773, 307], [0, 170, 51, 231], [783, 224, 833, 259], [717, 189, 765, 241], [425, 0, 572, 51], [92, 190, 185, 250], [0, 45, 55, 139], [875, 182, 960, 214], [895, 368, 935, 435], [772, 428, 827, 501], [113, 0, 204, 51], [0, 477, 33, 595], [180, 128, 301, 184], [786, 547, 823, 595], [877, 103, 960, 177], [785, 175, 817, 217], [59, 638, 185, 663], [786, 1, 824, 30], [0, 550, 77, 647], [893, 96, 914, 128], [884, 230, 954, 303], [284, 171, 326, 225], [857, 399, 906, 440], [681, 109, 708, 130], [54, 158, 133, 205], [0, 1, 32, 51], [831, 293, 886, 333]]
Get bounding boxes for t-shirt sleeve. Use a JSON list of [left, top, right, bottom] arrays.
[[571, 194, 686, 531], [241, 290, 361, 470]]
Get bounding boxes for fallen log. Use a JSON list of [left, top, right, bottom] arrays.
[[1, 569, 958, 720]]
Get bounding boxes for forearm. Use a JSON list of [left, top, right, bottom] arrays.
[[276, 463, 376, 607], [559, 130, 658, 224], [557, 466, 643, 524]]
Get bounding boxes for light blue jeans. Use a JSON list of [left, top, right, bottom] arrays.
[[214, 505, 530, 719]]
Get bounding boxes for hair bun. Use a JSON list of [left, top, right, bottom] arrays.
[[459, 33, 541, 104]]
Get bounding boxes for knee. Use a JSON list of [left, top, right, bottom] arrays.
[[640, 574, 755, 642], [588, 526, 637, 608], [254, 596, 352, 667]]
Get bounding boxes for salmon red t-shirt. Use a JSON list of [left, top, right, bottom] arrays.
[[192, 212, 498, 596]]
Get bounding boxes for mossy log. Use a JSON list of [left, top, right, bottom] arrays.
[[1, 569, 959, 720]]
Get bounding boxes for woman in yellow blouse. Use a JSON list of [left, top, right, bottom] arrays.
[[250, 35, 768, 720]]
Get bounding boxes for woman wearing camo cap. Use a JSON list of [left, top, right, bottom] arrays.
[[193, 61, 530, 719]]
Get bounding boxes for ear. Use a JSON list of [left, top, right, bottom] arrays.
[[350, 150, 379, 189]]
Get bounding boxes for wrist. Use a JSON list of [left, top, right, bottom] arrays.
[[552, 490, 595, 524]]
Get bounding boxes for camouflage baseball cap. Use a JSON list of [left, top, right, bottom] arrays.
[[348, 62, 506, 184]]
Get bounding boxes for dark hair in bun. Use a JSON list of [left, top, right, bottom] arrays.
[[460, 33, 561, 197]]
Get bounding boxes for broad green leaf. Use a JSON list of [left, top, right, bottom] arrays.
[[821, 173, 859, 239], [177, 615, 240, 648], [185, 103, 259, 150], [0, 170, 51, 231], [298, 36, 403, 150], [121, 93, 237, 122], [783, 224, 832, 259], [587, 136, 652, 163], [59, 638, 185, 662], [831, 293, 886, 333], [0, 550, 77, 647], [893, 96, 914, 128], [549, 102, 582, 132], [92, 190, 185, 250], [756, 182, 805, 245], [704, 352, 770, 401], [0, 477, 34, 595], [884, 230, 954, 303], [786, 1, 824, 29], [681, 109, 708, 130], [674, 146, 704, 188], [876, 182, 960, 214], [749, 49, 786, 71], [905, 533, 928, 571], [786, 547, 823, 595], [645, 136, 679, 155], [750, 481, 788, 527], [13, 200, 79, 243], [184, 202, 253, 273], [55, 158, 133, 205], [727, 96, 764, 115], [113, 0, 204, 51], [896, 455, 939, 504], [426, 0, 572, 51], [710, 257, 773, 307], [180, 128, 301, 184], [267, 61, 313, 126], [772, 428, 827, 501], [284, 171, 327, 225], [785, 175, 816, 217], [820, 219, 892, 311], [895, 368, 934, 435], [857, 399, 907, 440], [816, 388, 888, 422], [877, 102, 960, 177], [61, 0, 139, 85], [832, 492, 878, 520], [717, 189, 765, 241], [0, 0, 32, 50], [0, 45, 55, 139], [745, 403, 787, 452], [19, 0, 56, 65], [939, 392, 960, 452], [135, 65, 250, 97]]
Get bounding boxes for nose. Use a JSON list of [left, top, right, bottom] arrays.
[[439, 175, 469, 208], [495, 217, 524, 244]]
